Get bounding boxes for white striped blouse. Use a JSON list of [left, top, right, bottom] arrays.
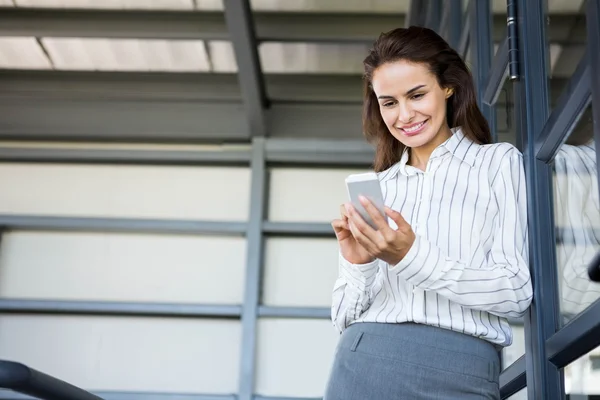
[[331, 127, 533, 347]]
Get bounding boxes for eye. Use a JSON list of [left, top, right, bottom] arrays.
[[411, 93, 425, 100], [381, 100, 396, 108]]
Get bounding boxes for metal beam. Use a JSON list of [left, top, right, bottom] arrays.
[[470, 0, 495, 140], [262, 222, 334, 237], [0, 8, 405, 43], [0, 70, 571, 144], [458, 12, 470, 59], [546, 299, 600, 368], [0, 299, 241, 319], [447, 0, 463, 49], [499, 355, 526, 398], [0, 9, 583, 45], [0, 215, 247, 236], [536, 55, 591, 162], [0, 139, 372, 167], [407, 0, 427, 27], [515, 0, 563, 398], [425, 0, 442, 32], [0, 390, 235, 400], [237, 138, 266, 400], [258, 306, 329, 319], [0, 147, 252, 166], [483, 35, 509, 106], [223, 0, 267, 137], [588, 0, 600, 212], [0, 69, 576, 105], [265, 138, 373, 167]]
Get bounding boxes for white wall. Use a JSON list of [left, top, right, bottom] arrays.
[[0, 163, 360, 397], [0, 163, 250, 220], [263, 237, 339, 307], [255, 319, 339, 397], [0, 315, 241, 393], [0, 231, 246, 304], [267, 167, 369, 222], [0, 163, 251, 394]]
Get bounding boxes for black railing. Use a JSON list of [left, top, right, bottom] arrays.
[[588, 252, 600, 282], [0, 360, 102, 400]]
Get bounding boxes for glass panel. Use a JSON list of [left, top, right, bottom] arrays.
[[492, 0, 507, 55], [502, 324, 525, 370], [507, 388, 527, 399], [496, 79, 516, 145], [547, 8, 587, 104], [553, 104, 600, 324], [564, 344, 600, 396]]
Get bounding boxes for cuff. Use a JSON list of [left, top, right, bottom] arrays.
[[339, 252, 379, 290], [388, 235, 444, 288]]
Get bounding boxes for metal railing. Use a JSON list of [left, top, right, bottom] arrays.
[[0, 360, 102, 400]]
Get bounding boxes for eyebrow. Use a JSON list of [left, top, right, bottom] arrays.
[[377, 84, 427, 100]]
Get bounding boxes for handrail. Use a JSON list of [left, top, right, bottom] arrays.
[[588, 251, 600, 282], [0, 360, 103, 400]]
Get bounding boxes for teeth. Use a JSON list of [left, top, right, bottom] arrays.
[[402, 121, 426, 133]]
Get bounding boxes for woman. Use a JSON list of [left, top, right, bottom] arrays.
[[325, 26, 533, 399]]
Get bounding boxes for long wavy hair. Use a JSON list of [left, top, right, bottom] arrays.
[[363, 26, 492, 172]]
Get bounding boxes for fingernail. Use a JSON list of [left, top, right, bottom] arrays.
[[358, 195, 367, 203]]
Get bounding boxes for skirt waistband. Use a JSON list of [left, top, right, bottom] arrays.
[[343, 322, 500, 360]]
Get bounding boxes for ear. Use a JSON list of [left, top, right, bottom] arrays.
[[445, 88, 454, 99]]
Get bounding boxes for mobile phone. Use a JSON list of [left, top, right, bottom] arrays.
[[345, 172, 386, 230]]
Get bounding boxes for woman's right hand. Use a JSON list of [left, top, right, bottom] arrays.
[[331, 204, 376, 264]]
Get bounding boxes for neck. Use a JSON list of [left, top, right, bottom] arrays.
[[409, 125, 452, 170]]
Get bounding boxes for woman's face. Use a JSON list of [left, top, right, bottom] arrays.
[[371, 60, 453, 151]]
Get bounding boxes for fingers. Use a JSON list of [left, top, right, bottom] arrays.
[[385, 206, 411, 233], [345, 204, 379, 252], [339, 204, 350, 222], [358, 196, 390, 231], [331, 218, 349, 232]]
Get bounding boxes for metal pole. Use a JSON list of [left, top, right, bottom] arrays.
[[469, 0, 496, 141], [237, 137, 267, 400], [514, 0, 563, 398]]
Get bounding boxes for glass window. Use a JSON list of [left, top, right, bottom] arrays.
[[591, 355, 600, 371], [563, 344, 600, 396], [547, 8, 587, 104], [507, 387, 527, 399], [553, 104, 600, 325], [502, 323, 525, 370]]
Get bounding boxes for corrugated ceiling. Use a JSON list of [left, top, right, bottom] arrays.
[[0, 0, 587, 76]]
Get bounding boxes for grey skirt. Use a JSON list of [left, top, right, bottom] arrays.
[[324, 322, 501, 400]]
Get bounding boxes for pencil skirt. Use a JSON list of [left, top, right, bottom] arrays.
[[323, 322, 501, 400]]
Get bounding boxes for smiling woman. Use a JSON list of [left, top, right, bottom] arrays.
[[325, 26, 532, 400], [362, 27, 492, 173]]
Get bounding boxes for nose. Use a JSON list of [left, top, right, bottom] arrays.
[[397, 102, 414, 124]]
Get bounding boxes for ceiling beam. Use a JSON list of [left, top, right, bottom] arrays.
[[0, 8, 583, 44], [0, 69, 573, 104], [223, 0, 267, 137], [0, 8, 404, 43]]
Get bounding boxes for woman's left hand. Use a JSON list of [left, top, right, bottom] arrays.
[[345, 196, 416, 265]]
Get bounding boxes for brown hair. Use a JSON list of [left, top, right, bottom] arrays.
[[363, 26, 492, 172]]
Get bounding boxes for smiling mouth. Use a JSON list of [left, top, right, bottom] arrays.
[[398, 119, 428, 136]]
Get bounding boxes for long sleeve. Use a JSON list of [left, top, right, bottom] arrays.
[[389, 148, 533, 319], [331, 253, 380, 333]]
